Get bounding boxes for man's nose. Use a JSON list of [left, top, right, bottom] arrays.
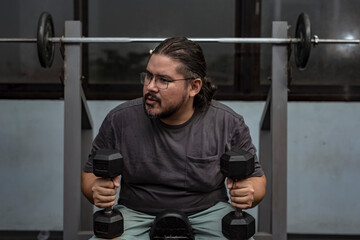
[[146, 77, 159, 91]]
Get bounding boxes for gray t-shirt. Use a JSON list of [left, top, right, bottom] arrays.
[[84, 98, 263, 215]]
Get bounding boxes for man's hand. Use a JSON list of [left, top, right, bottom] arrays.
[[92, 176, 120, 208], [226, 175, 266, 209], [226, 178, 255, 209]]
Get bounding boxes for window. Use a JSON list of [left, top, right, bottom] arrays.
[[85, 0, 246, 100], [1, 0, 359, 101], [0, 0, 72, 99], [260, 0, 360, 100]]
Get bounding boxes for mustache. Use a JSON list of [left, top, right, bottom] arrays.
[[144, 92, 161, 102]]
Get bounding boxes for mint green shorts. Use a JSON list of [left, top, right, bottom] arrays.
[[89, 201, 255, 240]]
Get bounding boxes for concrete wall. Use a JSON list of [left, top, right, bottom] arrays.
[[0, 100, 359, 234]]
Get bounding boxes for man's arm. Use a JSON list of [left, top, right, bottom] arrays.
[[81, 170, 120, 208], [227, 174, 266, 209]]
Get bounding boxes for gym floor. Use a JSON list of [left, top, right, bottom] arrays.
[[0, 231, 62, 240], [1, 231, 360, 240]]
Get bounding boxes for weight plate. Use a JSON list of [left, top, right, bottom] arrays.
[[37, 12, 55, 68], [294, 13, 311, 70]]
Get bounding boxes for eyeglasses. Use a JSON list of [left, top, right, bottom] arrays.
[[140, 72, 194, 89]]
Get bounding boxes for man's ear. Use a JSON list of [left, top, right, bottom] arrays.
[[189, 78, 202, 97]]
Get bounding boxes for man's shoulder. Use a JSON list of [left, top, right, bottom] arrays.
[[208, 100, 243, 120], [108, 98, 143, 117]]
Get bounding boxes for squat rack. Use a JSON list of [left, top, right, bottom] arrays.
[[59, 20, 288, 240], [4, 10, 353, 240]]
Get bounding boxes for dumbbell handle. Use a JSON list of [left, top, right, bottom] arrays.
[[232, 178, 245, 217], [103, 177, 117, 214], [104, 207, 113, 214], [235, 208, 243, 217]]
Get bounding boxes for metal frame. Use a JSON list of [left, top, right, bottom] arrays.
[[256, 21, 288, 240], [61, 20, 289, 240], [1, 36, 360, 44], [63, 21, 93, 240]]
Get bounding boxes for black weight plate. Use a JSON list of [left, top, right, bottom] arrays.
[[37, 12, 55, 68], [294, 13, 311, 70]]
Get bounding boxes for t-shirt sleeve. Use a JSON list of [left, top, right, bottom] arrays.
[[83, 113, 116, 173], [230, 116, 264, 177]]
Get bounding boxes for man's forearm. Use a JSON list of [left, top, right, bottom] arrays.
[[248, 174, 266, 207]]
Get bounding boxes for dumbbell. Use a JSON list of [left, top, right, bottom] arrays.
[[92, 149, 124, 239], [220, 150, 256, 240]]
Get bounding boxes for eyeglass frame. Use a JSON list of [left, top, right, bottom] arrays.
[[140, 71, 195, 89]]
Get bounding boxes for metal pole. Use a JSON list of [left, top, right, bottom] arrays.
[[63, 20, 94, 240], [315, 39, 360, 44], [63, 20, 82, 240], [257, 21, 288, 240], [49, 37, 298, 44], [40, 36, 360, 44], [270, 21, 288, 240], [0, 38, 37, 42], [1, 36, 359, 45]]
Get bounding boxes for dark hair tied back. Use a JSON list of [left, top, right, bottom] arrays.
[[152, 37, 217, 111], [194, 76, 217, 111]]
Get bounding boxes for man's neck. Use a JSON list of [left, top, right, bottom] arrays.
[[160, 106, 195, 126]]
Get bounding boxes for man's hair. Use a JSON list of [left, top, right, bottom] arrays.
[[152, 37, 217, 111]]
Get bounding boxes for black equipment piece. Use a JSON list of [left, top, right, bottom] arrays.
[[150, 209, 194, 240], [37, 12, 55, 68], [295, 12, 312, 70]]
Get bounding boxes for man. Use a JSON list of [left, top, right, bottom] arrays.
[[81, 37, 266, 240]]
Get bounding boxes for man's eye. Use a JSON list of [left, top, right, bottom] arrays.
[[146, 72, 153, 79], [159, 78, 172, 83]]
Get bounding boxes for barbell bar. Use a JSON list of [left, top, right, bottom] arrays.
[[1, 12, 359, 70], [2, 37, 359, 44]]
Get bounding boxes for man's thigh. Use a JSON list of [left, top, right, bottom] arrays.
[[89, 202, 254, 240], [189, 201, 234, 240], [189, 201, 255, 240]]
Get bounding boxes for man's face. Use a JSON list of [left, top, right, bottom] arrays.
[[143, 54, 192, 121]]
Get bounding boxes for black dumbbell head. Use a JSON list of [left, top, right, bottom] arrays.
[[220, 150, 255, 179], [93, 208, 124, 238], [222, 211, 255, 239], [92, 149, 123, 178]]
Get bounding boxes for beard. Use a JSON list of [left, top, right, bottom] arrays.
[[143, 92, 187, 120]]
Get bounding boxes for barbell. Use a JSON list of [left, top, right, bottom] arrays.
[[1, 12, 359, 69]]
